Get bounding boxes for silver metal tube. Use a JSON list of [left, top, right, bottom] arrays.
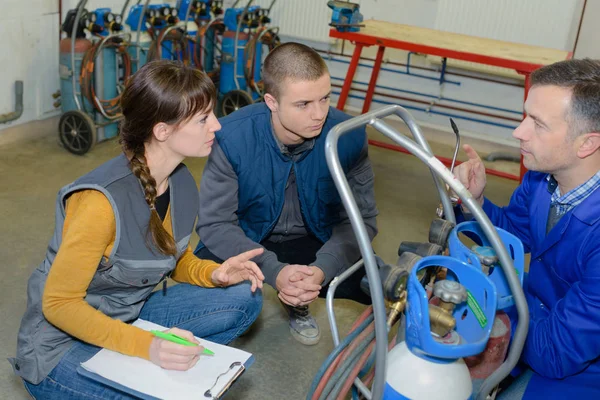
[[71, 0, 88, 111], [329, 105, 455, 224], [249, 27, 277, 96], [182, 0, 194, 36], [326, 259, 365, 347], [326, 128, 388, 400], [325, 259, 370, 400], [387, 108, 456, 224], [325, 104, 527, 399], [233, 0, 253, 91], [120, 0, 132, 19], [369, 118, 529, 400], [135, 0, 152, 66], [354, 379, 372, 400], [91, 32, 131, 120]]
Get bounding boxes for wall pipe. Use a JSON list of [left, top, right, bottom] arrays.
[[315, 48, 525, 89], [331, 76, 523, 116], [0, 81, 24, 124], [331, 57, 462, 86], [331, 81, 522, 123], [327, 59, 523, 116], [332, 89, 519, 130], [330, 76, 522, 116]]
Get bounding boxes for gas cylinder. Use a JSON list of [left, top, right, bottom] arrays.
[[126, 5, 155, 72], [465, 311, 511, 380], [220, 30, 248, 95], [385, 340, 473, 400], [384, 256, 497, 400], [59, 9, 93, 114]]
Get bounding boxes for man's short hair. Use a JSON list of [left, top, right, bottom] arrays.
[[263, 42, 329, 99], [531, 58, 600, 137]]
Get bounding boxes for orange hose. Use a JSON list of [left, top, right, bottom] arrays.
[[80, 37, 131, 118], [243, 27, 279, 95], [312, 320, 375, 400], [194, 21, 224, 73], [147, 26, 190, 65], [311, 306, 373, 400], [336, 339, 376, 400]]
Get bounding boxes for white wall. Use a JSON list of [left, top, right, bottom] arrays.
[[0, 0, 590, 139], [574, 0, 600, 59], [0, 0, 59, 131], [265, 0, 585, 146], [0, 0, 128, 133]]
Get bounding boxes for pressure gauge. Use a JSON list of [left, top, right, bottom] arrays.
[[162, 7, 170, 16], [171, 8, 178, 17], [114, 15, 122, 25], [105, 13, 114, 23], [89, 13, 97, 23], [147, 10, 156, 18]]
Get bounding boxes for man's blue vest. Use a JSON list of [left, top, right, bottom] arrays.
[[199, 102, 366, 248]]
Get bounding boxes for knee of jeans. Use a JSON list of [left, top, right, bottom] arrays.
[[235, 282, 263, 324]]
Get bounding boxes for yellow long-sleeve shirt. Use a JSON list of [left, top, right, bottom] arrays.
[[41, 189, 220, 361]]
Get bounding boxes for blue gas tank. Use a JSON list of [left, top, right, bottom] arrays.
[[384, 256, 497, 400], [59, 38, 93, 113], [219, 30, 248, 94]]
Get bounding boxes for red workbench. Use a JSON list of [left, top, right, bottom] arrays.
[[330, 20, 571, 181]]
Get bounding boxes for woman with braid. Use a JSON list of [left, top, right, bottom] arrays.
[[9, 60, 265, 399]]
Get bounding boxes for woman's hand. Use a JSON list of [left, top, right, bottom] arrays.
[[148, 327, 203, 371], [211, 248, 265, 292]]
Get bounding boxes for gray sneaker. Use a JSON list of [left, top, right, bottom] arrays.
[[284, 304, 321, 345]]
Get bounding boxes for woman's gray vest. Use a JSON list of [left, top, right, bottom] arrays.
[[8, 154, 199, 384]]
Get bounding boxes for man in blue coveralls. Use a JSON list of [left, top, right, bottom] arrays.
[[454, 58, 600, 399], [194, 42, 378, 345]]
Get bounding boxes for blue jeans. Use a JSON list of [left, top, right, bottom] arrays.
[[23, 282, 262, 399]]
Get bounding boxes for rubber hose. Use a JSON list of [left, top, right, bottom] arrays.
[[322, 330, 376, 400], [313, 321, 375, 400], [337, 340, 377, 400], [319, 328, 376, 400], [80, 38, 131, 117], [311, 307, 373, 399], [358, 313, 400, 378], [306, 314, 374, 400]]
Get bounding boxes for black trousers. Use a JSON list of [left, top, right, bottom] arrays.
[[195, 235, 372, 305]]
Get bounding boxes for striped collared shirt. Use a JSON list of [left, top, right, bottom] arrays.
[[547, 170, 600, 216]]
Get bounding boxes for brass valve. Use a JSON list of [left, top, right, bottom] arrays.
[[429, 280, 467, 337], [428, 304, 456, 337], [385, 293, 407, 328]]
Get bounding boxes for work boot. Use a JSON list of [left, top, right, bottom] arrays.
[[283, 303, 321, 345]]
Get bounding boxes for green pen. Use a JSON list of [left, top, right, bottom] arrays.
[[151, 330, 215, 356]]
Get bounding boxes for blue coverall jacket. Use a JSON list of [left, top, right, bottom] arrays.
[[483, 171, 600, 398]]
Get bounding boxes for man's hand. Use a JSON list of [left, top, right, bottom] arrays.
[[453, 144, 487, 206], [276, 265, 323, 307], [211, 248, 265, 292]]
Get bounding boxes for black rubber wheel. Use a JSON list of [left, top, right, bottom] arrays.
[[220, 90, 253, 116], [59, 110, 97, 155]]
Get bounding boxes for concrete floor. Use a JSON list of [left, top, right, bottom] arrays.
[[0, 119, 517, 399]]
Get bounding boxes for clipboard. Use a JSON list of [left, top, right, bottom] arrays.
[[76, 319, 254, 399]]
